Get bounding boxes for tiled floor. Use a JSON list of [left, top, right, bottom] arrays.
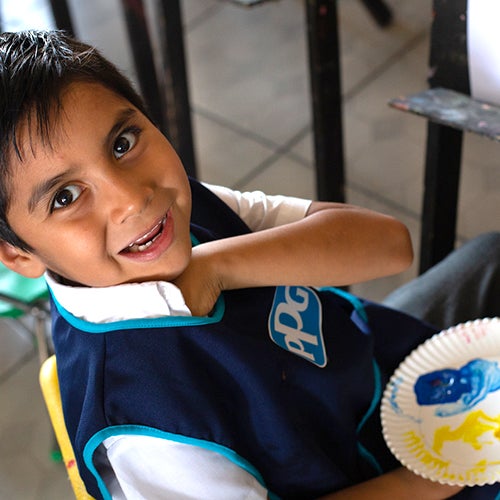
[[0, 0, 498, 498]]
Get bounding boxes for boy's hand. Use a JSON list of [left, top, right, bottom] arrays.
[[172, 245, 223, 317]]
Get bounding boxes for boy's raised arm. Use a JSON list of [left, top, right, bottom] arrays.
[[175, 201, 413, 316]]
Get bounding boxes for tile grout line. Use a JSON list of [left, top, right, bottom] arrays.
[[231, 125, 312, 190], [193, 104, 288, 152], [183, 3, 225, 32], [343, 28, 430, 102]]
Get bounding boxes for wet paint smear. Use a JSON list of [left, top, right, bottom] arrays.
[[414, 358, 500, 417], [432, 409, 500, 455]]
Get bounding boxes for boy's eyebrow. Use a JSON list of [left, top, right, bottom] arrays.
[[105, 108, 138, 148]]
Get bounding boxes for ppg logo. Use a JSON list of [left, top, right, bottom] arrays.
[[268, 286, 327, 367]]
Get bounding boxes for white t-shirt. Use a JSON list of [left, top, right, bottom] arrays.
[[47, 184, 311, 499]]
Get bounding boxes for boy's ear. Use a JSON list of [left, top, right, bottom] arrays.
[[0, 241, 46, 278]]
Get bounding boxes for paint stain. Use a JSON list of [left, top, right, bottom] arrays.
[[432, 409, 500, 455]]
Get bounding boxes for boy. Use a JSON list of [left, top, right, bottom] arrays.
[[0, 30, 497, 499]]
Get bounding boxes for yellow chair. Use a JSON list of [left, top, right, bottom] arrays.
[[39, 355, 95, 500], [0, 264, 92, 498]]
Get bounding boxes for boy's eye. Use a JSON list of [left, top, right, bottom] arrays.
[[52, 185, 83, 211], [113, 129, 138, 159]]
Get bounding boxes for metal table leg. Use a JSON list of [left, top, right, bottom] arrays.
[[120, 0, 197, 178], [48, 0, 74, 35], [305, 0, 345, 203], [420, 122, 463, 273]]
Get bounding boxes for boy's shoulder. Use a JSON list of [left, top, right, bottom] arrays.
[[189, 178, 251, 239]]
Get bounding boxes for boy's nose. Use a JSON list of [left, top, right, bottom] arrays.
[[104, 172, 154, 224]]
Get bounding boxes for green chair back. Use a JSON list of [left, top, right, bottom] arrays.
[[0, 264, 48, 317]]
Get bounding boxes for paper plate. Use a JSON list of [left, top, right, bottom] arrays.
[[381, 317, 500, 486]]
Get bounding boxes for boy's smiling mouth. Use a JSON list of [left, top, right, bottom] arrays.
[[121, 213, 169, 255], [126, 217, 165, 253]]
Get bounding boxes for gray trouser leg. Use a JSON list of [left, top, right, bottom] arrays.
[[382, 232, 500, 329]]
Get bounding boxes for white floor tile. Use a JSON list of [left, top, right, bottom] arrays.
[[186, 0, 310, 146], [0, 319, 35, 378], [0, 357, 72, 499], [193, 111, 277, 187], [237, 153, 316, 200]]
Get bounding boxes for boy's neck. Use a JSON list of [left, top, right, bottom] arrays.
[[49, 270, 86, 288]]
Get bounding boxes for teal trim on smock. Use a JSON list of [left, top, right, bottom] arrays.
[[83, 425, 279, 500]]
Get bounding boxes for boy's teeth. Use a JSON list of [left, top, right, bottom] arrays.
[[126, 218, 165, 253], [128, 239, 154, 253]]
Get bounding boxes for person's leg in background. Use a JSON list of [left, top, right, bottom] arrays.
[[383, 232, 500, 329]]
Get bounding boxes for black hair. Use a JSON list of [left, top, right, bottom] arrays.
[[0, 29, 149, 250]]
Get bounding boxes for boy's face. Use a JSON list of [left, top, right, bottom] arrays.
[[1, 82, 193, 287]]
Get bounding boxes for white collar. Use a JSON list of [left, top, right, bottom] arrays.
[[45, 272, 192, 323]]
